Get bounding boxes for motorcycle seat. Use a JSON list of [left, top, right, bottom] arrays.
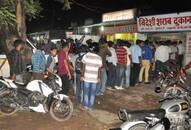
[[14, 82, 27, 89], [121, 109, 165, 121]]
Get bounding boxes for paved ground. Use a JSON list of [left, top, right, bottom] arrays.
[[0, 84, 160, 130]]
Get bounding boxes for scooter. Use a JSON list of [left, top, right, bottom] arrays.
[[0, 73, 73, 122], [112, 95, 190, 130]]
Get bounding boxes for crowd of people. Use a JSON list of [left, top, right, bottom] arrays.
[[7, 37, 186, 111]]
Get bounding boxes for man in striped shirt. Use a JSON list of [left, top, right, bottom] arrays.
[[81, 43, 102, 110], [115, 40, 127, 90]]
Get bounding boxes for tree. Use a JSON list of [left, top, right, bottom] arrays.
[[0, 0, 42, 53], [0, 0, 42, 40]]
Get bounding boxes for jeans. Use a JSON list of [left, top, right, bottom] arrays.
[[16, 74, 23, 83], [130, 63, 141, 86], [115, 64, 126, 87], [83, 81, 97, 108], [106, 63, 116, 87], [139, 60, 151, 82], [75, 74, 83, 104], [121, 65, 131, 87], [154, 60, 168, 79], [178, 55, 184, 68], [97, 68, 107, 94]]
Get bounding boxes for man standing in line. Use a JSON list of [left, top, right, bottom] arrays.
[[177, 41, 185, 68], [81, 43, 102, 110], [115, 40, 127, 90], [129, 40, 142, 87], [139, 40, 153, 84], [58, 41, 72, 95], [169, 41, 178, 63], [8, 39, 25, 82], [154, 41, 172, 78], [46, 45, 58, 73], [97, 38, 111, 95], [106, 41, 117, 89]]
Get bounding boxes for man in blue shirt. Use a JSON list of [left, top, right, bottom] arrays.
[[139, 40, 153, 84], [32, 44, 46, 80], [129, 40, 142, 86]]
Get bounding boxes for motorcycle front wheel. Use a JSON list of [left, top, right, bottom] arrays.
[[49, 97, 73, 122]]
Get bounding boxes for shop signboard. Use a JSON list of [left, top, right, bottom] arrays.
[[137, 12, 191, 32], [186, 33, 191, 65], [100, 24, 137, 34], [102, 9, 136, 22]]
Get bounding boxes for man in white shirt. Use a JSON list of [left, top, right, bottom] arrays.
[[81, 43, 102, 110], [129, 40, 142, 86], [121, 43, 131, 88], [154, 41, 172, 78], [177, 41, 185, 67], [169, 41, 178, 62], [106, 41, 117, 89]]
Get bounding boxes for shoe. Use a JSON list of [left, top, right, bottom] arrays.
[[135, 83, 139, 86], [114, 86, 120, 89], [118, 86, 124, 90], [88, 108, 93, 111], [138, 81, 143, 84], [145, 82, 151, 84], [80, 106, 89, 111], [107, 87, 113, 90]]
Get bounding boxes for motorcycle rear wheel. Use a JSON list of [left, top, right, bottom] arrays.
[[49, 97, 73, 122]]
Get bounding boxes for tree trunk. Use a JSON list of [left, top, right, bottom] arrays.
[[16, 0, 26, 40]]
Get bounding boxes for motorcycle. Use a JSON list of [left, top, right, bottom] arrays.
[[0, 74, 73, 122], [112, 95, 191, 130], [162, 68, 187, 98]]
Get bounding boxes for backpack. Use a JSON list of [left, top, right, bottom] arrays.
[[75, 54, 85, 74]]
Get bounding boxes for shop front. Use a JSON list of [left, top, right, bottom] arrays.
[[100, 24, 137, 43], [137, 11, 191, 65], [100, 9, 138, 43]]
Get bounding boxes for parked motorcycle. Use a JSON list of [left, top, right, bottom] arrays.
[[112, 95, 190, 130], [0, 74, 73, 122], [162, 68, 187, 98]]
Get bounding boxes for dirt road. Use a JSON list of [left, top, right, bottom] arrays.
[[0, 84, 160, 130]]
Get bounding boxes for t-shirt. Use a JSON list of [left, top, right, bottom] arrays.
[[32, 50, 46, 73], [177, 44, 185, 55], [58, 50, 68, 75], [123, 46, 131, 66], [46, 55, 56, 72], [130, 45, 142, 63], [82, 52, 102, 83], [142, 45, 153, 61], [98, 47, 111, 68], [116, 47, 127, 65], [106, 47, 117, 66], [170, 45, 178, 60], [155, 45, 172, 63]]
